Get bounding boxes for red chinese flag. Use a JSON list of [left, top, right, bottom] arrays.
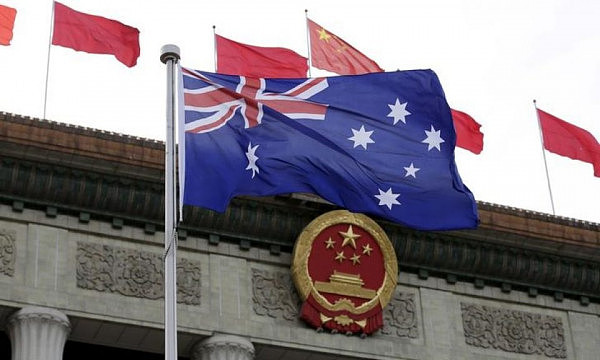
[[52, 2, 140, 67], [538, 108, 600, 177], [216, 35, 308, 78], [451, 109, 484, 154], [307, 18, 383, 75], [0, 4, 16, 46]]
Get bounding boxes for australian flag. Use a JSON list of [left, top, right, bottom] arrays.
[[180, 67, 478, 230]]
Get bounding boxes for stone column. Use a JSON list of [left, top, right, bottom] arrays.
[[191, 334, 255, 360], [6, 306, 71, 360]]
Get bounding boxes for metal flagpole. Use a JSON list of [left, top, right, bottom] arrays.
[[160, 44, 180, 360], [533, 99, 556, 215], [43, 1, 56, 119], [304, 9, 312, 77]]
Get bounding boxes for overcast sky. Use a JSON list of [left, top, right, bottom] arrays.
[[1, 0, 598, 223]]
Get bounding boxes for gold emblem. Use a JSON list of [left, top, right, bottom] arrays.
[[291, 210, 398, 334]]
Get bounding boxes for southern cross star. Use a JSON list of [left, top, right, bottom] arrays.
[[387, 98, 411, 125], [404, 162, 420, 178], [422, 125, 445, 151], [245, 142, 260, 178], [375, 187, 401, 210], [348, 125, 375, 150]]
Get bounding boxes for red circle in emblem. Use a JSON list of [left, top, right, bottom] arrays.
[[307, 223, 385, 308]]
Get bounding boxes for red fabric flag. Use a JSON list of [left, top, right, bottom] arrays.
[[52, 2, 140, 67], [451, 109, 484, 154], [307, 18, 383, 75], [537, 108, 600, 177], [216, 35, 308, 78], [0, 4, 16, 46]]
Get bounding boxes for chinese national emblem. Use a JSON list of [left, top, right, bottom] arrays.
[[291, 210, 398, 336]]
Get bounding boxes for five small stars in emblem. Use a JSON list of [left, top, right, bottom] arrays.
[[387, 98, 411, 125], [245, 142, 260, 178], [422, 125, 445, 151], [322, 226, 377, 265], [348, 125, 375, 150]]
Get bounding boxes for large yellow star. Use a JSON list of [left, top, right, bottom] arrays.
[[350, 253, 361, 265], [317, 28, 331, 42], [335, 251, 346, 263], [362, 243, 373, 256], [339, 225, 360, 249], [325, 237, 336, 249]]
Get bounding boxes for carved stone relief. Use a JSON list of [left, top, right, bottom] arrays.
[[0, 229, 16, 276], [251, 268, 301, 321], [76, 242, 201, 305], [380, 292, 419, 339], [461, 302, 566, 358]]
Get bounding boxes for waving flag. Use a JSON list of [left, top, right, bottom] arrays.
[[216, 35, 308, 78], [52, 2, 140, 67], [0, 4, 16, 46], [180, 68, 478, 230], [537, 108, 600, 177], [307, 18, 383, 75], [451, 109, 484, 154]]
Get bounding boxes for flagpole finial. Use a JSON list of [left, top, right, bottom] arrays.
[[160, 44, 180, 64], [533, 99, 537, 104]]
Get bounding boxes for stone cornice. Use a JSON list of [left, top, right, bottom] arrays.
[[1, 112, 599, 298]]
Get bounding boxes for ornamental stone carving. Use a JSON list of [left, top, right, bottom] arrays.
[[461, 302, 566, 358], [380, 292, 419, 339], [76, 242, 201, 305], [0, 229, 16, 276], [251, 268, 301, 321]]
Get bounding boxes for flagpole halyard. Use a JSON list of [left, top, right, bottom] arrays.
[[160, 43, 180, 360], [533, 99, 556, 215]]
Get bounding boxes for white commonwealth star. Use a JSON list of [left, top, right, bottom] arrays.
[[387, 98, 411, 125], [404, 162, 420, 178], [348, 125, 375, 150], [374, 187, 401, 210], [421, 125, 445, 151], [245, 142, 260, 178]]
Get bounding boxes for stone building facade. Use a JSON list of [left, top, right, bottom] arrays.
[[0, 112, 599, 359]]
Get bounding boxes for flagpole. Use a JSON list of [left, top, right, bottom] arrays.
[[42, 1, 55, 119], [160, 44, 180, 360], [304, 9, 312, 77], [533, 99, 556, 215], [212, 25, 217, 72]]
